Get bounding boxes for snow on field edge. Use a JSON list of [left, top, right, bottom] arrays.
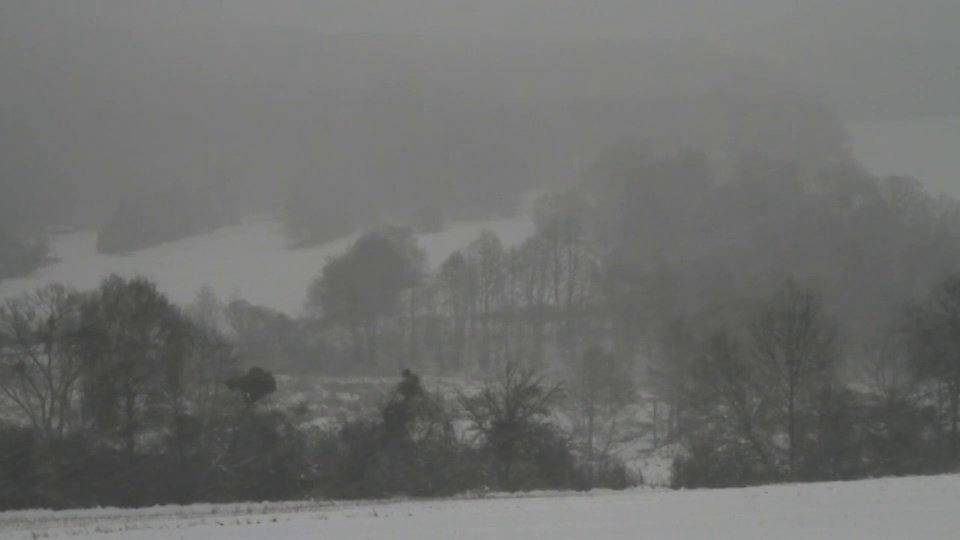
[[3, 475, 960, 539]]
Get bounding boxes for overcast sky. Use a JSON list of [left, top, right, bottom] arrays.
[[2, 1, 957, 228], [213, 1, 958, 47], [13, 1, 956, 45]]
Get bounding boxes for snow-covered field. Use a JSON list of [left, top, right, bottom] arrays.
[[3, 474, 958, 539], [0, 215, 533, 315]]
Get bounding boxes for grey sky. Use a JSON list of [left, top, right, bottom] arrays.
[[15, 1, 957, 45], [221, 1, 956, 47], [1, 1, 957, 228]]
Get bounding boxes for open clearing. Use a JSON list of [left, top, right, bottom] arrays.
[[2, 474, 958, 539]]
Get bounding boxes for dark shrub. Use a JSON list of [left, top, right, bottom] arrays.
[[460, 364, 569, 492], [206, 411, 313, 503], [670, 436, 771, 490], [322, 374, 480, 499], [227, 367, 278, 408], [575, 455, 638, 491], [0, 426, 40, 510]]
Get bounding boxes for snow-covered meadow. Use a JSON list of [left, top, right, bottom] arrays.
[[2, 474, 958, 539], [0, 215, 533, 315]]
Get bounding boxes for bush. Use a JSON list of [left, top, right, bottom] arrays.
[[670, 436, 772, 490], [204, 411, 314, 503], [0, 426, 40, 510], [859, 397, 943, 477], [513, 423, 578, 491], [33, 436, 149, 509], [323, 375, 480, 499], [798, 387, 868, 482], [0, 367, 593, 509], [460, 364, 573, 492], [575, 456, 639, 491], [227, 367, 278, 408]]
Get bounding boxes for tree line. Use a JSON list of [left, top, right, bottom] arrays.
[[97, 179, 239, 254], [0, 274, 637, 510], [5, 141, 960, 508], [293, 145, 960, 489]]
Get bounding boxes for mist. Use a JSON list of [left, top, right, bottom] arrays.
[[1, 1, 957, 230], [4, 0, 960, 523]]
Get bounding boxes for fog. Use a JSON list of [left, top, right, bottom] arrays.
[[1, 1, 957, 230], [7, 0, 960, 516]]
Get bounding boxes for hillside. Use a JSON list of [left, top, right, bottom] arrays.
[[0, 215, 533, 315]]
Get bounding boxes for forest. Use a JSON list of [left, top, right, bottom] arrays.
[[4, 133, 960, 509]]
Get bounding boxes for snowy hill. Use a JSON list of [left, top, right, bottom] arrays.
[[3, 474, 959, 539], [0, 215, 533, 315]]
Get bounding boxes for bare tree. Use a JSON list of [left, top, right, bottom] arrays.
[[508, 237, 550, 368], [859, 324, 928, 470], [185, 287, 239, 422], [0, 284, 83, 440], [647, 316, 699, 444], [466, 230, 506, 372], [863, 327, 918, 411], [749, 277, 840, 475], [76, 275, 190, 457], [903, 273, 960, 449], [690, 327, 778, 472], [534, 193, 596, 349], [570, 347, 635, 474], [459, 363, 564, 491], [436, 251, 475, 372]]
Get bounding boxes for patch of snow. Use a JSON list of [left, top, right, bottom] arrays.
[[334, 393, 362, 403], [4, 475, 960, 539]]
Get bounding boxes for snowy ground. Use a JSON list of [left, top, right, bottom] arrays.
[[3, 474, 959, 539], [0, 215, 533, 315]]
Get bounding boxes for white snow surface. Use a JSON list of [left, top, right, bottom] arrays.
[[0, 216, 533, 315], [2, 474, 959, 539]]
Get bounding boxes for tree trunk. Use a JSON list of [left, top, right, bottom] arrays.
[[786, 359, 800, 479], [452, 314, 465, 373], [586, 404, 595, 464], [586, 406, 596, 489], [652, 398, 660, 448], [351, 324, 363, 368], [366, 322, 379, 370], [788, 389, 796, 478], [407, 287, 420, 371], [950, 379, 960, 453], [124, 387, 137, 459]]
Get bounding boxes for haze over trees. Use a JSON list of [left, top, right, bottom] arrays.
[[4, 83, 960, 504], [3, 1, 958, 238], [96, 180, 239, 254], [3, 0, 960, 513]]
